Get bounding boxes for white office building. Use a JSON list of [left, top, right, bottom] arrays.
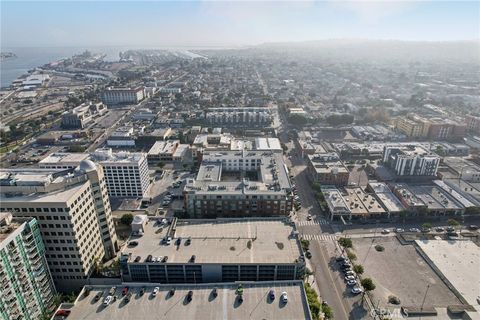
[[383, 145, 440, 177], [92, 149, 150, 198]]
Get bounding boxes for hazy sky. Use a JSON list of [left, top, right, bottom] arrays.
[[1, 1, 479, 47]]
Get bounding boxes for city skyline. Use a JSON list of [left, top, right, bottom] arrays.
[[1, 1, 479, 48]]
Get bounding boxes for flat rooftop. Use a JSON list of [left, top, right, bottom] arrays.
[[408, 185, 464, 211], [368, 182, 405, 213], [39, 153, 89, 165], [344, 188, 386, 215], [416, 240, 480, 311], [148, 140, 179, 156], [123, 219, 302, 264], [62, 281, 311, 320]]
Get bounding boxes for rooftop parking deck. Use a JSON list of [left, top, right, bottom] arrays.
[[59, 281, 312, 320], [122, 219, 302, 264]]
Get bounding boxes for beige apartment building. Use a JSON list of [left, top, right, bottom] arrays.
[[0, 160, 118, 292]]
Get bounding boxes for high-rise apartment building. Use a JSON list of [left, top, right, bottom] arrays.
[[383, 145, 440, 177], [184, 150, 293, 217], [0, 213, 56, 320], [0, 161, 118, 292]]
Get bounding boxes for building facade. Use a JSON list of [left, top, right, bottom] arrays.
[[183, 151, 293, 217], [101, 87, 145, 105], [92, 149, 150, 198], [383, 146, 440, 177], [306, 154, 349, 186], [0, 162, 118, 292], [0, 214, 56, 320]]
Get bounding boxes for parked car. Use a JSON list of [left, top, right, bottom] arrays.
[[124, 292, 132, 303], [169, 288, 175, 296], [409, 228, 421, 233], [347, 279, 357, 286], [134, 256, 141, 262], [152, 287, 159, 297], [186, 290, 193, 302], [162, 256, 168, 262], [128, 241, 138, 247], [381, 229, 390, 234], [55, 310, 71, 317], [108, 286, 116, 296], [165, 237, 172, 245], [345, 271, 356, 277], [139, 287, 146, 296], [190, 255, 196, 263], [395, 228, 405, 233], [212, 287, 218, 298], [345, 275, 355, 281], [185, 238, 191, 245], [336, 256, 346, 262], [351, 287, 363, 294], [103, 296, 113, 306], [435, 227, 445, 232], [176, 237, 182, 245], [269, 289, 275, 300], [281, 291, 288, 303], [94, 291, 103, 302], [446, 226, 455, 232], [468, 225, 479, 230], [307, 215, 312, 221], [122, 287, 129, 296]]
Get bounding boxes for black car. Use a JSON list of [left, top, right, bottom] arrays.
[[162, 256, 168, 262], [468, 225, 479, 230], [169, 288, 175, 296], [336, 256, 346, 262], [185, 238, 191, 246], [190, 255, 196, 263], [128, 241, 139, 247], [176, 237, 182, 245], [146, 255, 153, 262], [134, 256, 141, 262], [186, 290, 193, 301], [446, 226, 455, 232], [140, 287, 146, 296], [124, 292, 132, 303], [212, 288, 218, 298]]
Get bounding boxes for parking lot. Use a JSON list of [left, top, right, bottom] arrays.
[[352, 237, 461, 309]]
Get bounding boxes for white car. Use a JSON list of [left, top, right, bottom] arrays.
[[347, 279, 357, 286], [153, 287, 159, 297], [152, 257, 157, 262], [165, 237, 171, 245], [103, 295, 113, 306], [345, 275, 355, 281], [281, 291, 288, 303], [381, 229, 390, 234], [351, 287, 363, 294], [345, 271, 356, 277]]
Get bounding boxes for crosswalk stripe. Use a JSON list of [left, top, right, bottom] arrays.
[[301, 234, 337, 241], [296, 219, 329, 226]]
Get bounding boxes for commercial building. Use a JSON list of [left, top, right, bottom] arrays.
[[205, 107, 273, 128], [184, 150, 293, 217], [61, 102, 107, 129], [39, 153, 89, 169], [101, 87, 144, 105], [321, 186, 351, 221], [382, 145, 440, 177], [466, 114, 480, 134], [91, 149, 150, 198], [366, 182, 406, 216], [54, 281, 312, 320], [39, 150, 151, 199], [0, 214, 56, 320], [395, 114, 466, 141], [147, 140, 180, 164], [306, 154, 349, 186], [254, 137, 283, 153], [395, 117, 425, 138], [392, 183, 465, 216], [342, 187, 386, 220], [0, 162, 118, 291], [107, 126, 136, 148], [120, 218, 305, 283]]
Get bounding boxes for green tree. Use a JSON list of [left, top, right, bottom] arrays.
[[347, 252, 357, 261], [120, 213, 134, 225], [361, 277, 376, 292], [447, 219, 460, 227], [322, 304, 334, 319], [288, 114, 308, 126], [157, 162, 165, 168], [353, 264, 364, 275], [422, 223, 432, 230], [338, 237, 353, 248]]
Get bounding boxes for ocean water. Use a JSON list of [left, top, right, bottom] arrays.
[[0, 46, 123, 88]]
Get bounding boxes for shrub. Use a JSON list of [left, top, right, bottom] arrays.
[[353, 264, 364, 275], [120, 213, 134, 226], [388, 295, 401, 305], [338, 237, 353, 248], [361, 278, 376, 292], [301, 239, 310, 251], [347, 251, 357, 261], [375, 245, 385, 252]]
